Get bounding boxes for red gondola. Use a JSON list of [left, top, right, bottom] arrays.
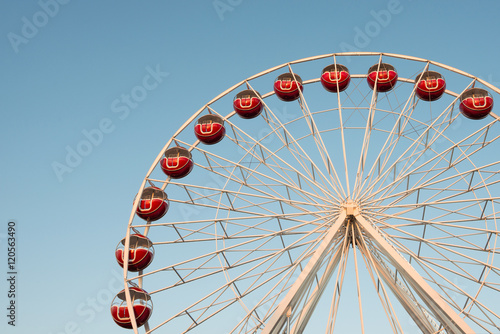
[[194, 114, 226, 144], [367, 63, 398, 92], [233, 90, 263, 119], [136, 187, 168, 221], [321, 64, 350, 92], [459, 88, 494, 120], [111, 286, 152, 329], [274, 73, 303, 101], [415, 71, 446, 101], [160, 146, 194, 178], [115, 234, 154, 272]]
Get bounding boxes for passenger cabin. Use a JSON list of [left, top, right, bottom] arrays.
[[161, 146, 194, 178], [321, 64, 350, 92], [111, 286, 152, 329], [459, 88, 494, 119], [274, 73, 303, 101], [194, 114, 226, 144], [367, 63, 398, 92], [115, 234, 154, 272], [415, 71, 446, 101], [136, 187, 168, 221], [233, 89, 263, 119]]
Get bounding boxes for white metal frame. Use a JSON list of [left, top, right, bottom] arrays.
[[117, 52, 500, 334]]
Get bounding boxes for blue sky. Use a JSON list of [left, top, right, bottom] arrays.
[[1, 1, 500, 333]]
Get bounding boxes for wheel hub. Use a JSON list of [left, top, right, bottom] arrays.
[[341, 199, 359, 216]]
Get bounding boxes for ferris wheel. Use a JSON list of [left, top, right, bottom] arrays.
[[111, 52, 500, 334]]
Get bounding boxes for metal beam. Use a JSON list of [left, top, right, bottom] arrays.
[[261, 211, 347, 334], [354, 211, 474, 334], [361, 241, 438, 333], [290, 238, 348, 333]]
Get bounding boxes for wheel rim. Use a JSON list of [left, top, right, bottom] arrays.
[[118, 52, 500, 333]]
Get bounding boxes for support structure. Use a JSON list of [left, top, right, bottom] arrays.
[[261, 204, 474, 334], [354, 211, 473, 334], [261, 211, 347, 334]]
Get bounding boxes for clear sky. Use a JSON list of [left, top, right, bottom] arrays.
[[1, 1, 500, 333]]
